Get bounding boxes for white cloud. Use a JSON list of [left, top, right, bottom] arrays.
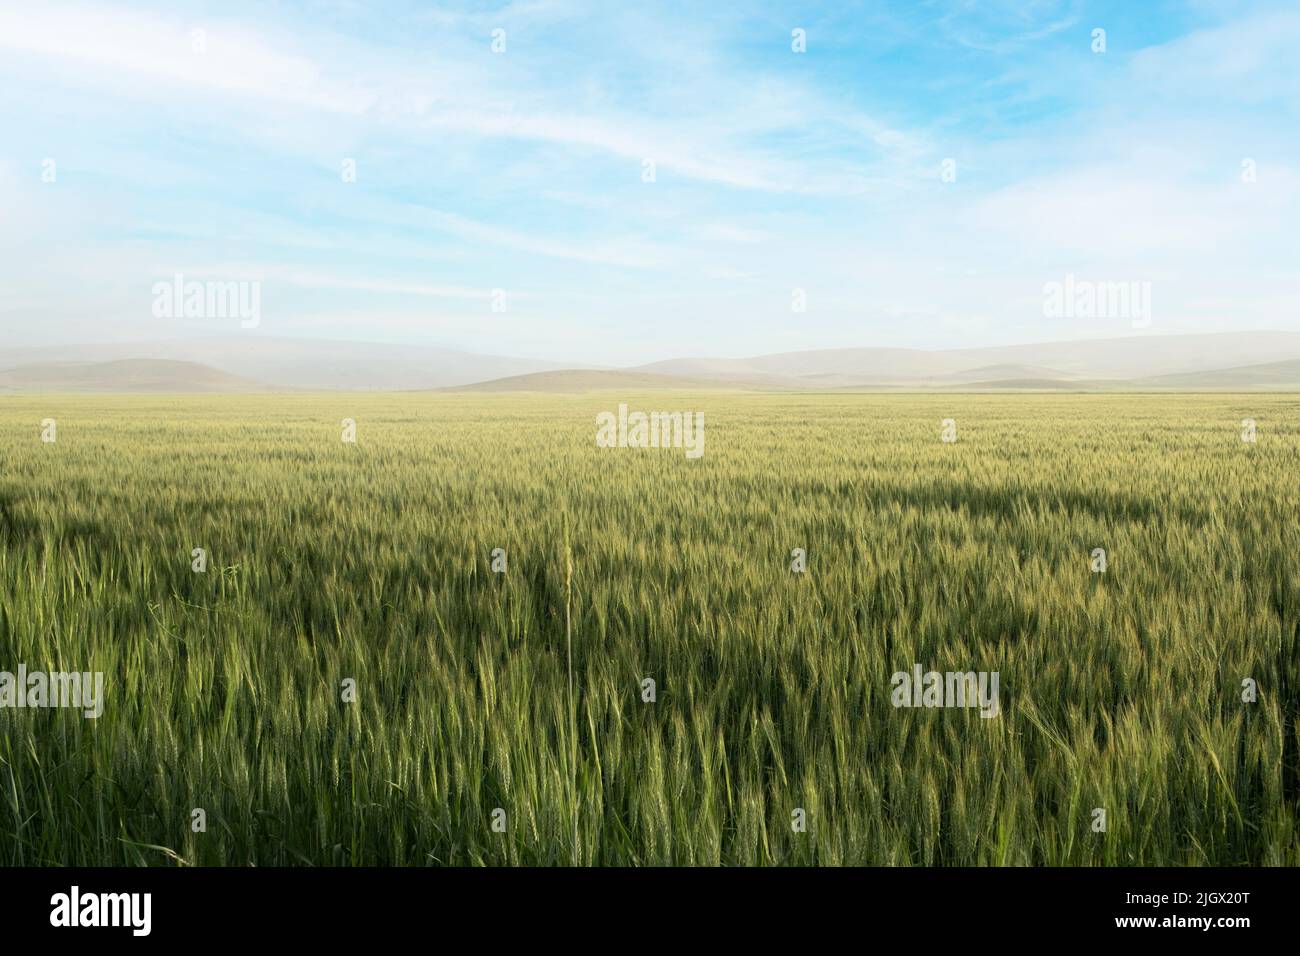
[[0, 5, 376, 113], [0, 3, 909, 196]]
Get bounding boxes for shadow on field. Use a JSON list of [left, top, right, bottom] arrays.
[[0, 495, 106, 549]]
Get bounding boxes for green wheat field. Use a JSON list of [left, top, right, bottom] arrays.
[[0, 392, 1296, 866]]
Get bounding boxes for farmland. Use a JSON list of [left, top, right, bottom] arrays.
[[0, 392, 1296, 865]]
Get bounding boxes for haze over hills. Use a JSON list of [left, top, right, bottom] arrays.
[[631, 332, 1300, 385], [0, 338, 585, 391], [5, 332, 1300, 392], [1133, 358, 1300, 389], [0, 359, 270, 393], [448, 369, 767, 392]]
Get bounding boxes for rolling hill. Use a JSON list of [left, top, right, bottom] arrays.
[[1133, 358, 1300, 389], [0, 359, 270, 393], [447, 369, 770, 392], [6, 331, 1300, 392], [632, 332, 1300, 387], [0, 337, 588, 391]]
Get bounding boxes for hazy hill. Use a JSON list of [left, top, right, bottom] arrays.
[[938, 377, 1112, 391], [0, 359, 269, 393], [936, 363, 1079, 383], [6, 331, 1300, 392], [447, 369, 768, 392], [1134, 358, 1300, 389], [633, 332, 1300, 387], [0, 337, 587, 390]]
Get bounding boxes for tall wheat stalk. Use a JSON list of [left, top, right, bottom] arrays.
[[563, 511, 577, 866]]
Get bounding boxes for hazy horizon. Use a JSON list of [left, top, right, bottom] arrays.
[[9, 329, 1300, 391], [5, 326, 1300, 365]]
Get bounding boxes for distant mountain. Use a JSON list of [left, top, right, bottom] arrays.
[[5, 331, 1300, 392], [0, 337, 589, 390], [0, 359, 269, 393], [936, 363, 1080, 383], [447, 369, 769, 392], [632, 332, 1300, 387], [938, 377, 1109, 391], [629, 357, 804, 386], [1134, 358, 1300, 389]]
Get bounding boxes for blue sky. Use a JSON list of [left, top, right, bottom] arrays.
[[1, 0, 1297, 364]]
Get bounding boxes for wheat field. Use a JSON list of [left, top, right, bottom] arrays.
[[0, 391, 1296, 865]]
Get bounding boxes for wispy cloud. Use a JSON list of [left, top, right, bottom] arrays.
[[1, 0, 1297, 361]]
